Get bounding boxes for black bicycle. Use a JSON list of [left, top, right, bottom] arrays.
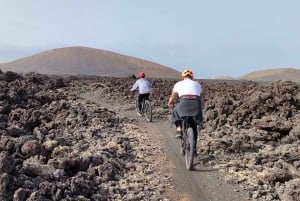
[[135, 96, 152, 122], [180, 116, 196, 170]]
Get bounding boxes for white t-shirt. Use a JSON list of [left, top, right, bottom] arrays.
[[173, 78, 202, 97], [130, 78, 151, 94]]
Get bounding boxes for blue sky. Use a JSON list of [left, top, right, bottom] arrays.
[[0, 0, 299, 78]]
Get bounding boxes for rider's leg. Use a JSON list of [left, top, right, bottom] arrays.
[[174, 120, 182, 138], [175, 120, 182, 129], [171, 107, 183, 138], [137, 94, 143, 112], [191, 120, 198, 154], [144, 93, 150, 100], [192, 126, 198, 147]]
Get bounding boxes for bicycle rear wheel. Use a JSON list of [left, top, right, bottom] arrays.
[[143, 100, 152, 122], [185, 127, 194, 170]]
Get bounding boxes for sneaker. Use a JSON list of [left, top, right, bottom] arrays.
[[137, 111, 142, 116], [175, 131, 182, 139]]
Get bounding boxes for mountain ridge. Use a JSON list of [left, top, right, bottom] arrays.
[[0, 46, 180, 78], [240, 68, 300, 82], [1, 46, 299, 81]]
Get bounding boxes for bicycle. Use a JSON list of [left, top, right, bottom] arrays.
[[180, 116, 197, 170], [135, 95, 152, 122]]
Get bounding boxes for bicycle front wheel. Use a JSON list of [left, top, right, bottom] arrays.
[[143, 100, 152, 122], [135, 98, 140, 113], [185, 127, 194, 170]]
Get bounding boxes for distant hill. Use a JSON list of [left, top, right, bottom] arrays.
[[240, 68, 300, 82], [212, 76, 236, 80], [0, 46, 180, 78]]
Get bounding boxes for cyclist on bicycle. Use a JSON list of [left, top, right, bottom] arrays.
[[167, 69, 204, 141], [130, 71, 151, 116]]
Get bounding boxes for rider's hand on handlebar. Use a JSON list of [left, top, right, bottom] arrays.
[[167, 102, 174, 109]]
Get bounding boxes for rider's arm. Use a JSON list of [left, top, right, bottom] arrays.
[[130, 80, 139, 92], [167, 91, 178, 109]]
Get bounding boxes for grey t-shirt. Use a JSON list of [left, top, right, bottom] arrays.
[[130, 78, 151, 94]]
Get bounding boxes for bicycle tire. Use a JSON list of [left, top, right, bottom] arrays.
[[185, 127, 194, 170], [143, 100, 152, 122]]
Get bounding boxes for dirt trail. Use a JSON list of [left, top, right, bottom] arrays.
[[82, 89, 249, 201], [144, 119, 248, 201]]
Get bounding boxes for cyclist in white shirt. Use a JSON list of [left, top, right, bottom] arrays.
[[130, 72, 151, 116], [167, 69, 204, 141]]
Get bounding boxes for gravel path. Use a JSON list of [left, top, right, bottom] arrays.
[[1, 72, 299, 201], [81, 86, 249, 201]]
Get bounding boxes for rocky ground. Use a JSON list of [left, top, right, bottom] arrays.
[[0, 70, 299, 201]]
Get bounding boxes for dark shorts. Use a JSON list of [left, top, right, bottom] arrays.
[[138, 93, 150, 101]]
